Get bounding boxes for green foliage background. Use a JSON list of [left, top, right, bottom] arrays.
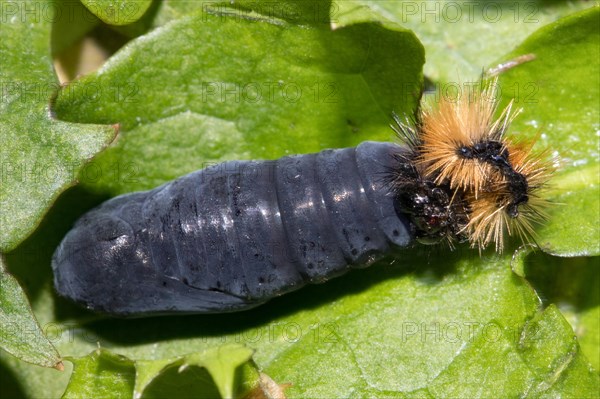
[[1, 1, 599, 398]]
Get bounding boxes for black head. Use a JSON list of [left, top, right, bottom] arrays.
[[393, 178, 469, 245]]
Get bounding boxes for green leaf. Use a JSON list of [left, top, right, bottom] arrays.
[[518, 305, 600, 397], [62, 349, 135, 398], [0, 257, 62, 370], [80, 0, 152, 25], [0, 0, 117, 252], [123, 0, 335, 34], [62, 345, 258, 398], [50, 0, 101, 56], [180, 346, 255, 399], [257, 252, 598, 397], [2, 4, 599, 399], [222, 0, 333, 25], [349, 0, 595, 82], [5, 249, 599, 397], [426, 304, 600, 397], [52, 8, 424, 195], [133, 357, 180, 399], [536, 166, 600, 256], [521, 252, 600, 373], [129, 0, 204, 34], [496, 6, 600, 256]]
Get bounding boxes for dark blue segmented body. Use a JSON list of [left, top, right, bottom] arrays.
[[52, 142, 413, 316]]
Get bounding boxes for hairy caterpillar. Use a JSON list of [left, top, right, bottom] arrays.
[[52, 78, 550, 316]]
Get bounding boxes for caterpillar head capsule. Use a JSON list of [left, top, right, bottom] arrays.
[[388, 149, 470, 246]]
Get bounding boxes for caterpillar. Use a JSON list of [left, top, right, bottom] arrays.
[[52, 78, 550, 317]]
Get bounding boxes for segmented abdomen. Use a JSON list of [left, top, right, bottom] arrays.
[[52, 142, 411, 316]]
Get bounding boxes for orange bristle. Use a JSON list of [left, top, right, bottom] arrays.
[[418, 79, 518, 196]]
